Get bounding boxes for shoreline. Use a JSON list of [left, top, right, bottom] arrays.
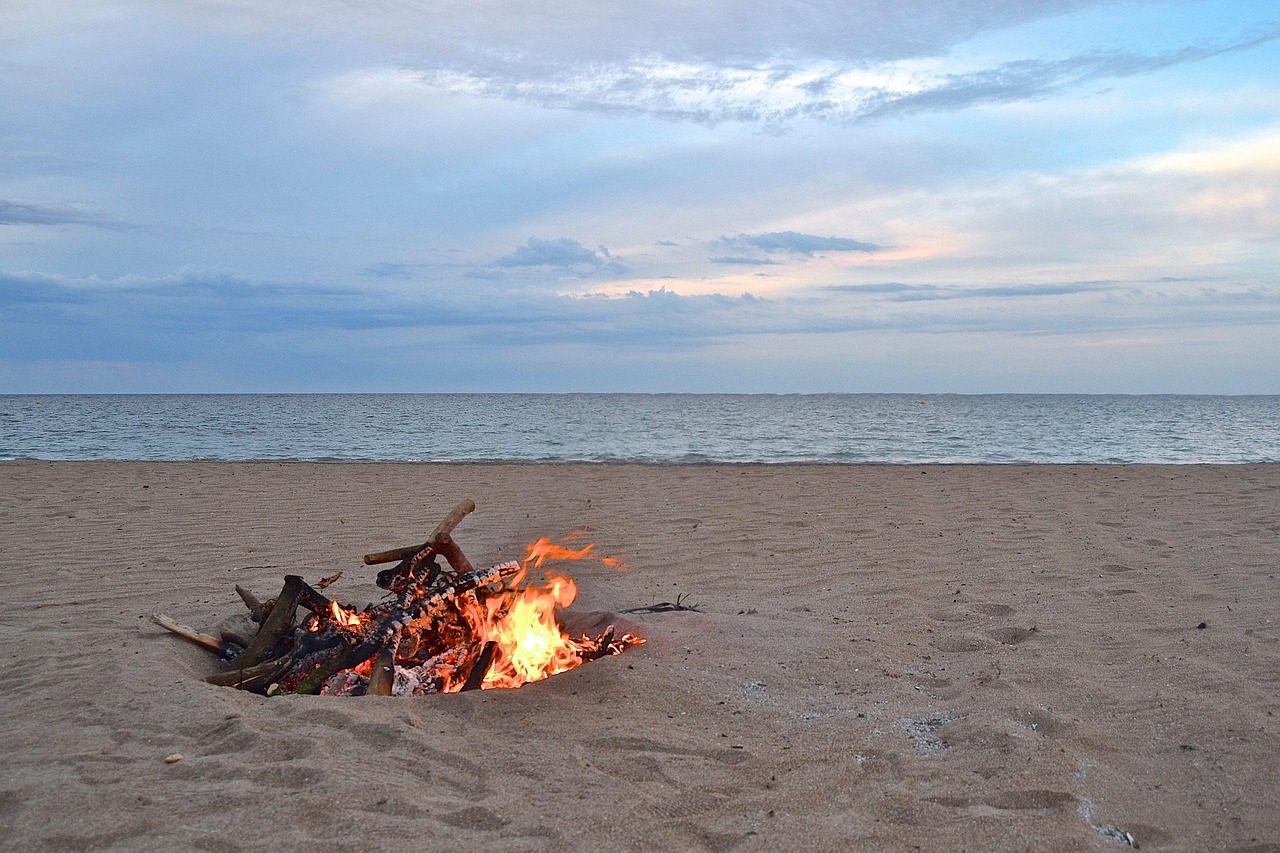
[[6, 458, 1279, 465], [2, 462, 1277, 850]]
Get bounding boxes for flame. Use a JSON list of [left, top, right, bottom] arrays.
[[443, 536, 635, 690], [523, 535, 628, 572], [454, 570, 580, 689], [296, 535, 642, 696], [522, 536, 595, 569], [329, 601, 363, 629]]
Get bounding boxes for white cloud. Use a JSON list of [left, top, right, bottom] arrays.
[[317, 23, 1279, 128]]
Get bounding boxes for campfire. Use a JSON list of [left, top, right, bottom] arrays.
[[152, 500, 645, 696]]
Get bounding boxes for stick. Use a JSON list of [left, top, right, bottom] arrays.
[[233, 575, 304, 668], [433, 535, 475, 576], [205, 652, 296, 692], [297, 581, 335, 614], [366, 635, 399, 697], [235, 585, 271, 622], [376, 547, 440, 592], [362, 499, 476, 565], [460, 641, 497, 692], [583, 626, 616, 661], [150, 614, 223, 654]]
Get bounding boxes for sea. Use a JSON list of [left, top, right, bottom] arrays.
[[1, 394, 1277, 464]]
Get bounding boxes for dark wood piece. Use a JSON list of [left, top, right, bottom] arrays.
[[460, 641, 498, 692], [205, 652, 295, 692], [235, 585, 271, 622], [362, 499, 475, 565], [233, 575, 304, 668]]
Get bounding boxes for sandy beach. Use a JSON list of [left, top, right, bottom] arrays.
[[1, 462, 1277, 852]]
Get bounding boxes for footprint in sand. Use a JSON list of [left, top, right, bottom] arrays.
[[986, 626, 1036, 645], [440, 805, 508, 831], [928, 788, 1075, 817], [930, 635, 989, 653]]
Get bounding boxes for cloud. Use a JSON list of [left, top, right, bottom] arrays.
[[491, 237, 625, 273], [383, 22, 1280, 128], [857, 31, 1280, 120], [826, 280, 1116, 301], [361, 262, 424, 279], [0, 199, 121, 228], [710, 256, 782, 266], [7, 266, 1276, 367], [722, 231, 881, 256], [0, 272, 94, 305]]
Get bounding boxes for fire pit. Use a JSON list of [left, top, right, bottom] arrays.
[[152, 500, 645, 695]]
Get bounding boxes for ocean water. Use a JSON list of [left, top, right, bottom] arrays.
[[1, 394, 1277, 464]]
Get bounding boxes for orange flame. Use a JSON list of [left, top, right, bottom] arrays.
[[446, 536, 632, 690], [522, 536, 595, 569], [329, 601, 363, 629], [468, 572, 582, 688], [522, 535, 628, 573]]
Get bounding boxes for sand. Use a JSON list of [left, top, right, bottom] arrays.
[[1, 462, 1277, 852]]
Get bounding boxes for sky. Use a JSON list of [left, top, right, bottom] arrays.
[[2, 0, 1278, 393]]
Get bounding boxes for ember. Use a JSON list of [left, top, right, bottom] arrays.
[[152, 500, 644, 696]]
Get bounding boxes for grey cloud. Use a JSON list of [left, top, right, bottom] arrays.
[[494, 237, 606, 268], [361, 262, 424, 279], [491, 237, 627, 274], [858, 30, 1280, 120], [723, 231, 881, 256], [827, 280, 1116, 301], [5, 267, 1278, 367], [710, 256, 782, 266], [0, 200, 121, 228], [968, 281, 1115, 298], [826, 282, 936, 296], [0, 273, 94, 305], [0, 269, 377, 339]]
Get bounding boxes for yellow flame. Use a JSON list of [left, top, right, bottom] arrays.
[[329, 601, 363, 629]]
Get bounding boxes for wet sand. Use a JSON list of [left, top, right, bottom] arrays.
[[1, 462, 1277, 851]]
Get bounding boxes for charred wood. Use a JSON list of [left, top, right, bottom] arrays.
[[205, 651, 295, 692], [366, 634, 399, 697], [460, 640, 498, 692], [234, 575, 304, 668], [235, 585, 271, 623]]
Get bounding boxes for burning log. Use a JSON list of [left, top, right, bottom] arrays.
[[154, 500, 646, 697], [366, 499, 484, 598], [366, 638, 398, 697], [460, 641, 498, 692]]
